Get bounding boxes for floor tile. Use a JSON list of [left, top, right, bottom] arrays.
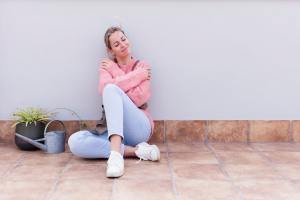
[[0, 164, 14, 178], [113, 179, 174, 200], [236, 179, 300, 200], [209, 142, 254, 152], [168, 142, 209, 153], [173, 164, 228, 180], [251, 142, 300, 152], [291, 180, 300, 190], [169, 152, 219, 165], [0, 180, 55, 200], [48, 179, 113, 200], [4, 164, 64, 181], [274, 164, 300, 180], [68, 155, 107, 165], [123, 161, 170, 180], [0, 144, 24, 164], [262, 152, 300, 164], [20, 151, 72, 166], [216, 152, 269, 165], [126, 152, 168, 165], [223, 164, 282, 180], [61, 164, 107, 180], [176, 178, 239, 200]]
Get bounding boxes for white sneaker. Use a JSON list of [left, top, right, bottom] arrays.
[[106, 151, 124, 178], [135, 142, 160, 161]]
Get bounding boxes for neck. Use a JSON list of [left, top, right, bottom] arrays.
[[116, 54, 132, 65]]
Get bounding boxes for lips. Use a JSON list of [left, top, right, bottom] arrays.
[[121, 47, 128, 52]]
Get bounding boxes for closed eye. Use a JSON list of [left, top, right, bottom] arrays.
[[114, 37, 126, 47]]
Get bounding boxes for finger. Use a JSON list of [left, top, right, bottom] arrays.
[[101, 60, 111, 65], [101, 61, 109, 65], [105, 58, 113, 63], [104, 61, 113, 66]]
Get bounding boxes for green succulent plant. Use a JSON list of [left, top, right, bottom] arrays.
[[11, 107, 56, 128]]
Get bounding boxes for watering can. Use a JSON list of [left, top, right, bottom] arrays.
[[15, 120, 66, 153]]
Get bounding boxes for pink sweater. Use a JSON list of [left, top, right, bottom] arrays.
[[98, 57, 154, 139]]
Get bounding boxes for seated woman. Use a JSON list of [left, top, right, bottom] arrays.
[[68, 26, 160, 178]]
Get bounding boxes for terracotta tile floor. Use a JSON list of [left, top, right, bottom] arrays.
[[1, 142, 300, 200]]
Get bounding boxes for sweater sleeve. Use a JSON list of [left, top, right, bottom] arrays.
[[98, 67, 148, 96], [126, 79, 151, 107]]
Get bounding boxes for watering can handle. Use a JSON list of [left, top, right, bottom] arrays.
[[44, 120, 66, 136]]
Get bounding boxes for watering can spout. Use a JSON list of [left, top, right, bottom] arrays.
[[15, 133, 47, 151]]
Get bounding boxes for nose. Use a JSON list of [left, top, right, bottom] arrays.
[[120, 42, 126, 48]]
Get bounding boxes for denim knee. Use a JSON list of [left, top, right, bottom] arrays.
[[68, 130, 89, 157], [103, 84, 123, 97]]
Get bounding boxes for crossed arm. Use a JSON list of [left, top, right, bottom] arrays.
[[98, 62, 151, 108]]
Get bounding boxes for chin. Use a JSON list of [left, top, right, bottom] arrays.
[[122, 51, 130, 57]]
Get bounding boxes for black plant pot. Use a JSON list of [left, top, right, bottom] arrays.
[[15, 122, 45, 151]]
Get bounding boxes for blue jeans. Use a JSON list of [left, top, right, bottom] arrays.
[[68, 84, 152, 158]]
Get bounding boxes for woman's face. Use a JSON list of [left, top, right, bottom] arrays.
[[108, 31, 131, 59]]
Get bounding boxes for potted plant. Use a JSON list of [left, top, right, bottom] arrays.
[[11, 107, 55, 151]]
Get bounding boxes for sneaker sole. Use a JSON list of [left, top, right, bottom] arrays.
[[106, 170, 124, 178]]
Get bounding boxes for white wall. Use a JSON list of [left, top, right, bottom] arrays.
[[1, 0, 300, 120]]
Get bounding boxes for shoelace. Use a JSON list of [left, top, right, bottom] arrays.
[[135, 147, 152, 164], [135, 158, 142, 164]]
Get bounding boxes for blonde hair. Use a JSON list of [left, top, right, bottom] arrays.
[[104, 26, 126, 50]]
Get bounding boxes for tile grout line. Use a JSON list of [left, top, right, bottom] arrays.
[[42, 155, 73, 200], [250, 143, 300, 191], [206, 143, 244, 200], [204, 120, 209, 144], [165, 130, 180, 200], [110, 179, 117, 200], [0, 152, 25, 196], [288, 120, 293, 142], [248, 143, 292, 182], [206, 143, 230, 178], [1, 153, 26, 181], [247, 120, 250, 143], [163, 120, 166, 143]]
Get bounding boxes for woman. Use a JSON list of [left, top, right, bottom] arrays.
[[68, 26, 160, 178]]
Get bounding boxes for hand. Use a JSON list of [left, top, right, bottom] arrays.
[[143, 68, 152, 80], [100, 58, 115, 71]]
